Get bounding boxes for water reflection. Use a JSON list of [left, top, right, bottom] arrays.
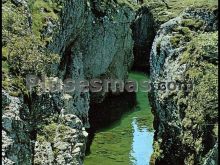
[[84, 72, 154, 165], [130, 118, 154, 165]]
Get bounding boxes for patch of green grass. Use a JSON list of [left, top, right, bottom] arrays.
[[142, 0, 217, 25], [117, 0, 140, 10], [29, 0, 61, 38]]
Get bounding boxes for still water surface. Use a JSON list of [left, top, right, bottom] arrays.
[[84, 72, 154, 165]]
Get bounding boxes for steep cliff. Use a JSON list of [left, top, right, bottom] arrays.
[[50, 0, 136, 103], [131, 6, 156, 72], [2, 0, 137, 164], [149, 7, 218, 165], [2, 0, 218, 164]]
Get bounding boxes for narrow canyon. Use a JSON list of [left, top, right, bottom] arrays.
[[2, 0, 218, 165]]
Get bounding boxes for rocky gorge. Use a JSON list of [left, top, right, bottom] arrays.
[[2, 0, 218, 165]]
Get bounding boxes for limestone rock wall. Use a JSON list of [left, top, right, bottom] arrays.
[[2, 90, 32, 165], [149, 8, 218, 165], [131, 6, 156, 72], [51, 0, 135, 103], [2, 88, 89, 165], [2, 0, 219, 165], [2, 0, 136, 164]]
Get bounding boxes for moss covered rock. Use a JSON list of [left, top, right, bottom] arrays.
[[150, 7, 218, 165]]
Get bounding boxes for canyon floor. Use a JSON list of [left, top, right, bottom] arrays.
[[84, 71, 154, 165]]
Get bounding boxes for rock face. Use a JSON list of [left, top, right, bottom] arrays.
[[51, 0, 135, 102], [149, 7, 218, 165], [131, 6, 156, 72], [2, 0, 219, 165], [49, 0, 138, 159], [203, 141, 218, 165], [2, 0, 136, 164], [2, 90, 32, 165], [2, 88, 89, 165], [34, 113, 88, 165]]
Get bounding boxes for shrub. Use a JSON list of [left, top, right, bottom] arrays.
[[2, 1, 60, 96]]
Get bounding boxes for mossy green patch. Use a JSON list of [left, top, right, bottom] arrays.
[[171, 31, 218, 163], [37, 122, 71, 142], [179, 27, 191, 35], [117, 0, 140, 10], [2, 61, 9, 74], [150, 140, 164, 164], [170, 25, 194, 47], [180, 32, 218, 64], [181, 19, 204, 31], [142, 0, 217, 25], [170, 34, 182, 47], [28, 0, 61, 38], [2, 0, 60, 95]]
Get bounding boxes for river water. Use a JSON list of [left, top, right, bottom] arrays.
[[84, 72, 154, 165]]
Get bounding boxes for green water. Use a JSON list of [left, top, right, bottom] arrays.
[[84, 71, 154, 165]]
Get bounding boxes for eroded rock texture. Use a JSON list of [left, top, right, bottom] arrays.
[[51, 0, 135, 103], [2, 0, 218, 165], [2, 90, 32, 165], [131, 6, 156, 72], [149, 8, 218, 165], [2, 0, 136, 164]]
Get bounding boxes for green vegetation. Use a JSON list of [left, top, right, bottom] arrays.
[[178, 27, 191, 35], [170, 29, 192, 47], [170, 18, 203, 48], [116, 0, 218, 27], [181, 19, 204, 31], [180, 32, 218, 64], [7, 35, 60, 76], [2, 1, 60, 96], [117, 0, 140, 10], [174, 32, 218, 163], [150, 140, 163, 164], [29, 0, 62, 38], [151, 31, 218, 164], [37, 122, 71, 142], [142, 0, 217, 25], [170, 34, 182, 47]]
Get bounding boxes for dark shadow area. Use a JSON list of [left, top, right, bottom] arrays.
[[131, 6, 156, 73], [85, 91, 137, 155]]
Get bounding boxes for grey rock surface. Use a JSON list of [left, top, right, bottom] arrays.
[[34, 114, 88, 165], [50, 0, 135, 103], [203, 141, 218, 165], [2, 1, 218, 165], [2, 0, 136, 164], [149, 8, 218, 164], [2, 90, 32, 165]]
